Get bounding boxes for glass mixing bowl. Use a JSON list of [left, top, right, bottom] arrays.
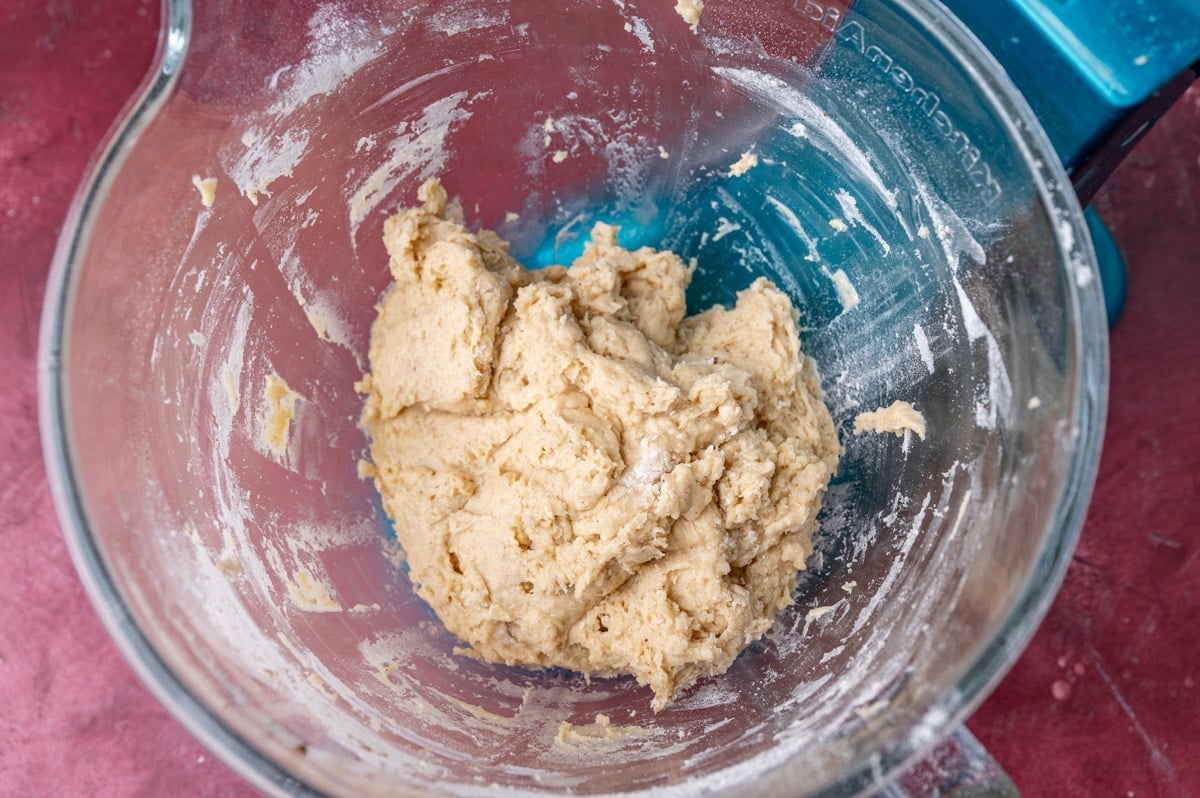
[[40, 0, 1107, 795]]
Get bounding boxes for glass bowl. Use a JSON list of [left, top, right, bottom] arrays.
[[40, 0, 1107, 794]]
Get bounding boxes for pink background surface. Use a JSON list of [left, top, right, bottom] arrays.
[[2, 2, 1197, 795]]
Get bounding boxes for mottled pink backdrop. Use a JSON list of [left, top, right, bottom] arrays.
[[2, 3, 1197, 796]]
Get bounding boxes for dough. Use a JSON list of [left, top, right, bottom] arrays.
[[555, 714, 650, 748], [358, 179, 840, 710], [260, 373, 300, 457], [287, 567, 343, 613], [191, 174, 217, 208], [727, 150, 759, 177], [853, 400, 926, 440], [674, 0, 703, 31]]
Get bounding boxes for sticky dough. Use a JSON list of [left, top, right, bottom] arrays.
[[853, 400, 926, 440], [358, 179, 841, 710]]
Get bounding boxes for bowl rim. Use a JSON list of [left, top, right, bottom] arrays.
[[37, 0, 1109, 795], [36, 2, 322, 796]]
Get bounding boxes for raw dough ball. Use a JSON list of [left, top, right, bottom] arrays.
[[359, 179, 840, 710]]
